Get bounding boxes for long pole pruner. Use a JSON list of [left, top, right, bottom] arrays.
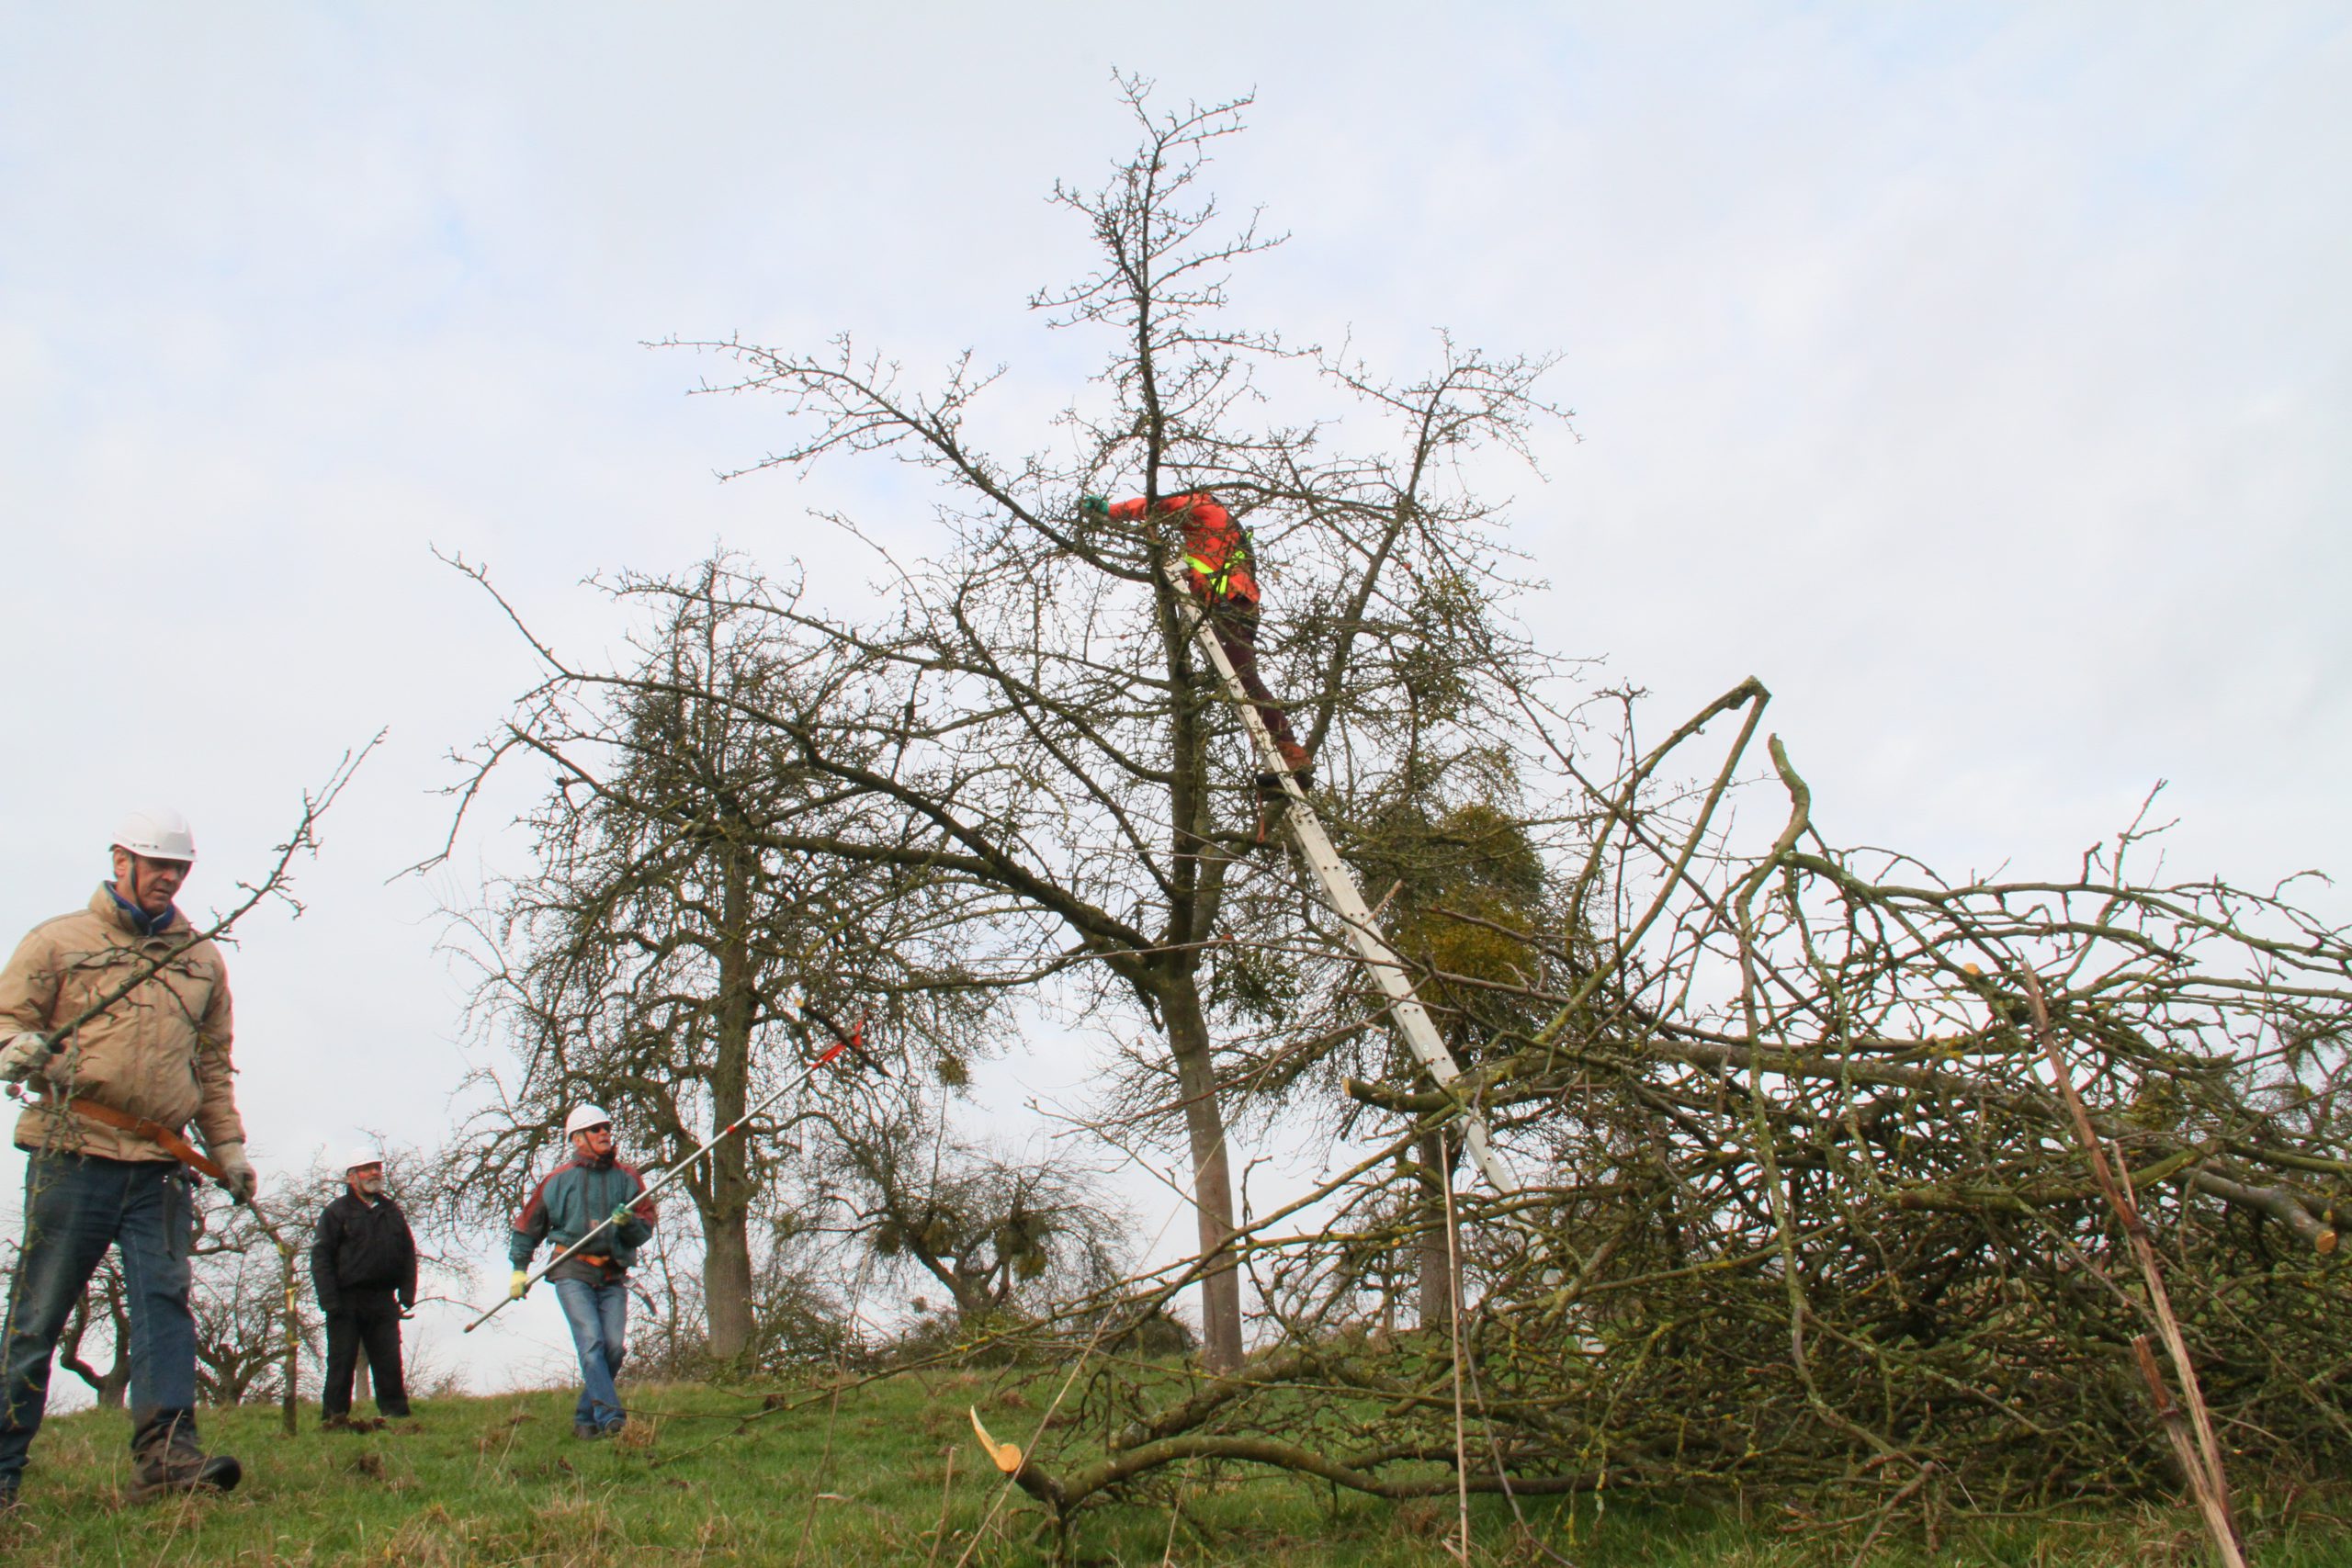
[[462, 1000, 876, 1335]]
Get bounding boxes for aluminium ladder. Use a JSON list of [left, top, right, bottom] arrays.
[[1169, 564, 1525, 1201]]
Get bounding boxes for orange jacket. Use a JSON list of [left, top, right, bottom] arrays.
[[1108, 492, 1258, 604]]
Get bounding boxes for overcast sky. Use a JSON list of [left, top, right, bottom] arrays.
[[4, 5, 2346, 1390]]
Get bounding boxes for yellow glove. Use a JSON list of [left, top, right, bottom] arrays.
[[508, 1269, 531, 1300]]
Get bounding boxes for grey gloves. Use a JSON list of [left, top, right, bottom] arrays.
[[0, 1032, 52, 1085], [210, 1141, 258, 1201]]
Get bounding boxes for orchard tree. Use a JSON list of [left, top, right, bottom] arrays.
[[804, 1084, 1127, 1328], [56, 1255, 131, 1409], [444, 558, 996, 1362], [452, 85, 1563, 1370], [643, 83, 1564, 1368]]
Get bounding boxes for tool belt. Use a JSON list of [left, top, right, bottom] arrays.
[[58, 1097, 225, 1181]]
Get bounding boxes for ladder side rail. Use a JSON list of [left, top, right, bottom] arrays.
[[1277, 802, 1526, 1194], [1165, 568, 1523, 1196]]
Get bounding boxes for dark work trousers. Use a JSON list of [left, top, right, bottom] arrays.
[[1204, 598, 1301, 755], [322, 1289, 409, 1417]]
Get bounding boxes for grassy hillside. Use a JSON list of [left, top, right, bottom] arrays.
[[2, 1371, 2347, 1565]]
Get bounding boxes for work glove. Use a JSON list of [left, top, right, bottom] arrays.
[[399, 1303, 415, 1320], [41, 1043, 83, 1094], [0, 1032, 51, 1085], [609, 1203, 637, 1229], [1079, 494, 1109, 525], [508, 1269, 531, 1301], [211, 1141, 258, 1201]]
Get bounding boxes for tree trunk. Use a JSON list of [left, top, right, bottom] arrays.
[[1417, 1130, 1454, 1330], [702, 818, 760, 1363], [74, 1354, 131, 1409], [946, 1267, 996, 1325], [1159, 979, 1244, 1372], [61, 1292, 133, 1408], [1152, 576, 1246, 1374], [700, 1198, 756, 1362]]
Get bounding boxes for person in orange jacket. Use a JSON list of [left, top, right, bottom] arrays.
[[1084, 491, 1311, 783]]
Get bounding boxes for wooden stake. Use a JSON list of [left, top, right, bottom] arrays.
[[2021, 970, 2245, 1568], [278, 1238, 299, 1437]]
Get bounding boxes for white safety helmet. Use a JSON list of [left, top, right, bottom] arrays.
[[563, 1104, 613, 1138], [344, 1147, 384, 1173], [112, 807, 198, 863]]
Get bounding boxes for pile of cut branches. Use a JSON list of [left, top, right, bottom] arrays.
[[1001, 679, 2352, 1547]]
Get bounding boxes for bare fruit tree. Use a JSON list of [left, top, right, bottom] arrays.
[[189, 1189, 312, 1407], [439, 557, 996, 1362], [635, 81, 1566, 1369], [800, 1080, 1129, 1329], [55, 1254, 131, 1409]]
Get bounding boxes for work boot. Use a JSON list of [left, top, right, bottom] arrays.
[[0, 1473, 18, 1514], [128, 1412, 241, 1501], [320, 1413, 352, 1432], [1250, 790, 1283, 851], [574, 1421, 604, 1440]]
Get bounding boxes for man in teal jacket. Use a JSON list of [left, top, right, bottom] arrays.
[[508, 1104, 655, 1438]]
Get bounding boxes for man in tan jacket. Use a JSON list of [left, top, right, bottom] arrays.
[[0, 808, 254, 1508]]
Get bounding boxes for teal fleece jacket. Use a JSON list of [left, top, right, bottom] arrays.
[[509, 1152, 655, 1272]]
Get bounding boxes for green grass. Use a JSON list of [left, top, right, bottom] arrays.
[[3, 1372, 2347, 1565]]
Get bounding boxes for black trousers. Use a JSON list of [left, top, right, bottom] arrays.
[[322, 1290, 409, 1417], [1205, 599, 1300, 753]]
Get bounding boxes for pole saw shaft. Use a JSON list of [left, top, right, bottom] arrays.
[[462, 1013, 863, 1335]]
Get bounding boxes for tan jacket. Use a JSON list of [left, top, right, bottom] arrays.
[[0, 886, 244, 1162]]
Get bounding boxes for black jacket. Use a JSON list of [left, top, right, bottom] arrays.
[[311, 1191, 418, 1312]]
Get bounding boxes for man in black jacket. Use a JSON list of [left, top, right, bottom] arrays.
[[310, 1148, 417, 1430]]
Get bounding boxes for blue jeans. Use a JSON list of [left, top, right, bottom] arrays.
[[550, 1277, 628, 1430], [0, 1153, 199, 1482]]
